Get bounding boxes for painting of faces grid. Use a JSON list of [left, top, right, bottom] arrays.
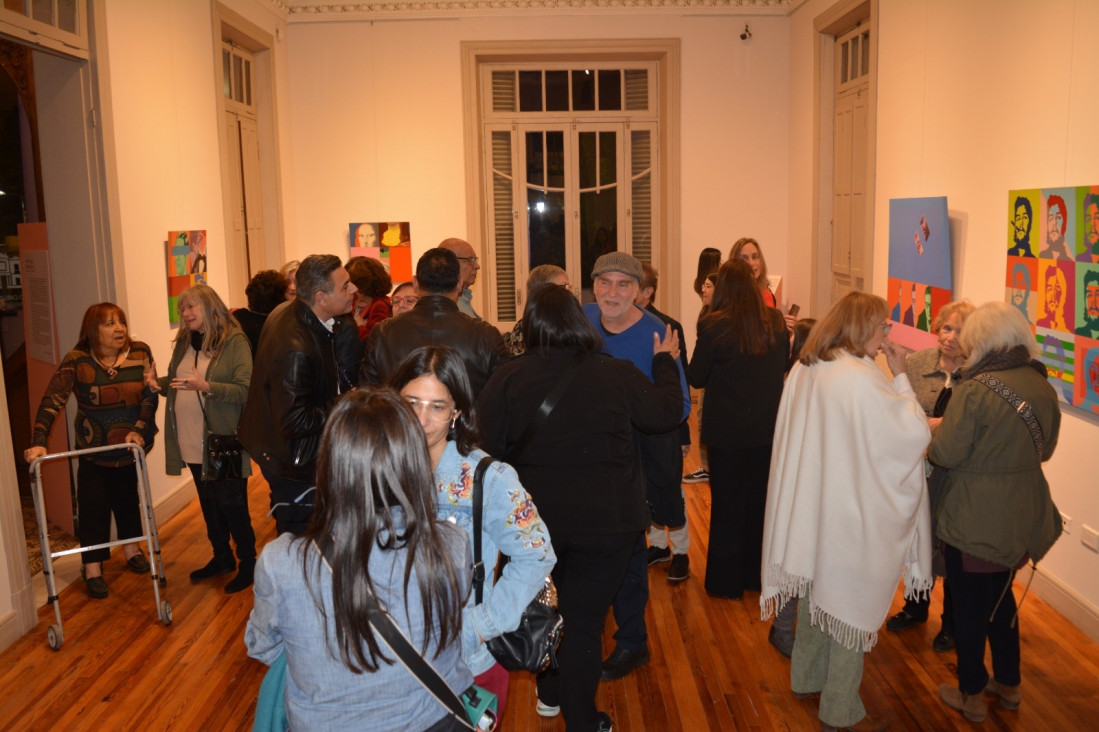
[[1005, 186, 1099, 414]]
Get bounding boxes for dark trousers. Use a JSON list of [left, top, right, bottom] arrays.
[[610, 532, 649, 651], [705, 445, 770, 597], [76, 460, 143, 564], [537, 531, 636, 731], [900, 577, 954, 634], [186, 464, 257, 565], [640, 431, 685, 528], [945, 544, 1021, 694], [259, 465, 315, 536]]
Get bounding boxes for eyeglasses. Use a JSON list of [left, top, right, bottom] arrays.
[[879, 322, 893, 335], [456, 256, 479, 266], [404, 396, 457, 423], [393, 296, 419, 306]]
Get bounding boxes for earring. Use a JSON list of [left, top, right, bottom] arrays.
[[451, 416, 457, 430]]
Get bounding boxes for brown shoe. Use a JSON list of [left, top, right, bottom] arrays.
[[985, 678, 1021, 710], [939, 683, 988, 722], [820, 716, 887, 732]]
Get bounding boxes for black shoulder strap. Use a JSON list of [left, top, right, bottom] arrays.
[[972, 373, 1046, 458], [315, 541, 473, 730], [508, 354, 583, 462], [471, 456, 495, 605]]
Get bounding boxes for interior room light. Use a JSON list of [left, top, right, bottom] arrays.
[[535, 201, 546, 214]]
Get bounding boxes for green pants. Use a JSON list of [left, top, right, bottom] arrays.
[[791, 593, 867, 727]]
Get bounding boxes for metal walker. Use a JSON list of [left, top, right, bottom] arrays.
[[28, 443, 172, 650]]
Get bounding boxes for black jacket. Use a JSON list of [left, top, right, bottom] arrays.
[[239, 298, 342, 483], [477, 348, 683, 536], [360, 295, 507, 395]]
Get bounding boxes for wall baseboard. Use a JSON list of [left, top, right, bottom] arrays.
[[0, 610, 21, 654], [1020, 566, 1099, 643]]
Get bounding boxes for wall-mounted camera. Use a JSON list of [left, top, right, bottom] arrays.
[[740, 24, 752, 41]]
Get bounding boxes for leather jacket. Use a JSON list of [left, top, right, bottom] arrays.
[[360, 295, 507, 396], [239, 298, 343, 483]]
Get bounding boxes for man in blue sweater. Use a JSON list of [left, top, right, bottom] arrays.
[[583, 252, 691, 681]]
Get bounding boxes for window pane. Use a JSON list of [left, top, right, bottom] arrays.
[[31, 0, 52, 24], [491, 71, 516, 112], [244, 58, 252, 106], [519, 71, 542, 112], [223, 50, 232, 98], [578, 132, 596, 189], [624, 70, 648, 110], [572, 70, 595, 111], [599, 132, 617, 186], [491, 131, 517, 320], [861, 32, 871, 77], [840, 41, 849, 84], [526, 132, 544, 186], [233, 56, 244, 103], [546, 131, 564, 189], [545, 70, 569, 111], [4, 1, 27, 13], [580, 192, 617, 303], [598, 70, 621, 110], [58, 0, 77, 32], [527, 189, 566, 270]]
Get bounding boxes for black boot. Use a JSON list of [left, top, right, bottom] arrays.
[[190, 557, 235, 582], [225, 560, 254, 594]]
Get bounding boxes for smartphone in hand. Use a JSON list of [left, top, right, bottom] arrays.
[[788, 303, 800, 318]]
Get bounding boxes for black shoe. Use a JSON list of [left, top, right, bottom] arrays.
[[600, 646, 650, 681], [647, 546, 672, 566], [81, 566, 109, 599], [225, 562, 255, 594], [933, 630, 955, 653], [885, 609, 927, 631], [126, 551, 150, 574], [190, 558, 235, 582], [667, 554, 689, 583], [595, 711, 613, 731]]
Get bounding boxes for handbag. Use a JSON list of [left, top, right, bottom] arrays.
[[472, 457, 565, 673], [315, 541, 497, 731], [198, 394, 244, 481]]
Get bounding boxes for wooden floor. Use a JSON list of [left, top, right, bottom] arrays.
[[3, 461, 1099, 730]]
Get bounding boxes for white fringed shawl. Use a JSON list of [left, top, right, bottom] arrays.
[[760, 352, 934, 653]]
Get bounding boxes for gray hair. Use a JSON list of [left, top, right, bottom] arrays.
[[296, 254, 343, 305], [959, 301, 1039, 367]]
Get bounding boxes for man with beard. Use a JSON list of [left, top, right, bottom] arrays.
[[1036, 264, 1069, 332], [1010, 263, 1032, 324], [1076, 269, 1099, 339], [1079, 192, 1099, 263], [1041, 195, 1071, 260], [1007, 196, 1034, 257]]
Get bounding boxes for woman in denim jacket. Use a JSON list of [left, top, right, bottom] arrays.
[[389, 346, 556, 718]]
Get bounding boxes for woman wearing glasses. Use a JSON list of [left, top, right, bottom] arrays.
[[388, 346, 555, 719], [760, 291, 932, 732]]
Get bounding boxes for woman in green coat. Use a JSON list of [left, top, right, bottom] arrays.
[[154, 284, 256, 593]]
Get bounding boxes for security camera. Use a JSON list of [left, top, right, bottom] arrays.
[[740, 24, 752, 41]]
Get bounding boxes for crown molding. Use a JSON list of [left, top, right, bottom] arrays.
[[284, 0, 806, 22]]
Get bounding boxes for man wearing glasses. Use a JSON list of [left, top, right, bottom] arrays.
[[441, 237, 483, 320]]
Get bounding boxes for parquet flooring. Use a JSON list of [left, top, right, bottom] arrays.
[[2, 445, 1098, 730]]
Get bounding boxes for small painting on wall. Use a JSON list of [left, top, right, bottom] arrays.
[[887, 197, 954, 351], [166, 229, 207, 326], [349, 222, 412, 285]]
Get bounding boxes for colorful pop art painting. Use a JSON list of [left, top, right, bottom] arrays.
[[166, 230, 207, 326], [888, 197, 954, 351], [349, 222, 412, 285], [1006, 185, 1099, 415]]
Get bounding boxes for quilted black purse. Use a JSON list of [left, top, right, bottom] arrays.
[[199, 395, 244, 481]]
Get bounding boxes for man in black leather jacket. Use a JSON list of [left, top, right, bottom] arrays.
[[360, 247, 507, 396], [239, 254, 357, 535]]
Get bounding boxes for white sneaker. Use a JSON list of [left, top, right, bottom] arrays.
[[536, 699, 560, 717], [682, 468, 709, 484]]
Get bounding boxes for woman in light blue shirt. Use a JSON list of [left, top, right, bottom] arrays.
[[246, 388, 473, 730], [389, 346, 556, 719]]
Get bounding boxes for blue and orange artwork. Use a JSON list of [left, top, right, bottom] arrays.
[[166, 229, 207, 326], [888, 197, 953, 351], [1006, 185, 1099, 417], [349, 222, 412, 285]]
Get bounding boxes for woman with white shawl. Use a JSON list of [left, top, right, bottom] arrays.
[[760, 291, 933, 732]]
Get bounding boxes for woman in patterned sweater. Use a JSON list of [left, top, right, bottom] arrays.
[[24, 303, 158, 599]]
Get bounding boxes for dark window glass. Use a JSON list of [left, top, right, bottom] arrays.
[[545, 71, 569, 111], [519, 71, 542, 112], [572, 70, 595, 111], [598, 70, 621, 110]]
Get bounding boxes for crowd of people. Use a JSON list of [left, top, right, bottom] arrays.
[[23, 235, 1062, 732]]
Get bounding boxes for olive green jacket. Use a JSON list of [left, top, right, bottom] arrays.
[[157, 326, 253, 478], [929, 365, 1061, 568]]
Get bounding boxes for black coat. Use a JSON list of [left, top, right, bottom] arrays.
[[238, 298, 342, 483], [360, 295, 506, 396], [477, 348, 683, 537]]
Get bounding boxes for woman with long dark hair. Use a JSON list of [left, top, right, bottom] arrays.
[[688, 259, 789, 598], [387, 346, 555, 717], [24, 303, 157, 598], [246, 389, 472, 730], [153, 284, 256, 593], [478, 285, 683, 732]]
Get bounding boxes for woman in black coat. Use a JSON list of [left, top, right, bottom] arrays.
[[478, 285, 683, 732], [688, 259, 789, 599]]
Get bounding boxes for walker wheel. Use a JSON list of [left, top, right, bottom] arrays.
[[47, 624, 63, 650], [160, 600, 173, 625]]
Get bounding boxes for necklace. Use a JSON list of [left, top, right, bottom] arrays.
[[93, 349, 126, 379]]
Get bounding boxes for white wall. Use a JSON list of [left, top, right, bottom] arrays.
[[791, 0, 1098, 624], [284, 13, 792, 348]]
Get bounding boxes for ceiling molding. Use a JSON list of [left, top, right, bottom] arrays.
[[284, 0, 806, 22]]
